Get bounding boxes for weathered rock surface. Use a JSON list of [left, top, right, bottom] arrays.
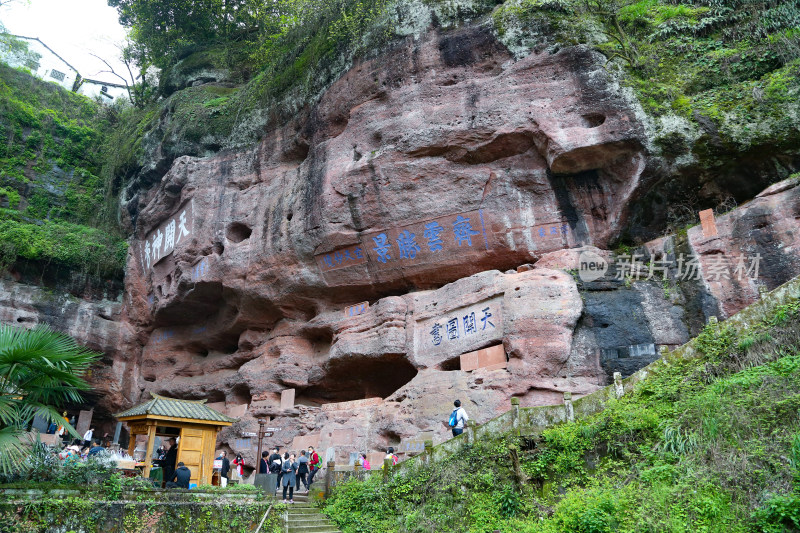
[[4, 18, 800, 469], [0, 280, 138, 416], [102, 25, 800, 464]]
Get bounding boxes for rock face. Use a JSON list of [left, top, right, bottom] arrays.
[[3, 21, 800, 468], [116, 29, 653, 459], [0, 280, 138, 417], [112, 27, 800, 464]]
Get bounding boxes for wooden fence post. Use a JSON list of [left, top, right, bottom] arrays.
[[324, 460, 335, 497], [563, 392, 574, 422], [383, 458, 392, 482], [510, 397, 520, 435]]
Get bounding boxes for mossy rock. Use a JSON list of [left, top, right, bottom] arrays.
[[160, 47, 235, 97]]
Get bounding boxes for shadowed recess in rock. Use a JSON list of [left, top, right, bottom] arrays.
[[301, 354, 418, 403]]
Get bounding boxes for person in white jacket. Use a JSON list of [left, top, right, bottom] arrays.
[[450, 400, 469, 437], [83, 428, 94, 448]]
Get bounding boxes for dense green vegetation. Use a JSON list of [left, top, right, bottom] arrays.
[[106, 0, 799, 189], [495, 0, 800, 161], [323, 300, 800, 531], [3, 0, 797, 276], [0, 324, 99, 474], [0, 62, 127, 278]]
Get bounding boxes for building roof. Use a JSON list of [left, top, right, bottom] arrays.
[[82, 78, 128, 89], [115, 393, 237, 424], [4, 34, 79, 73], [2, 34, 129, 91]]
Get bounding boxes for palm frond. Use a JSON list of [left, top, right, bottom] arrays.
[[0, 324, 101, 475]]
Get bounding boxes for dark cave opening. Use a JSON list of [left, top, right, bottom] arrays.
[[299, 354, 418, 404]]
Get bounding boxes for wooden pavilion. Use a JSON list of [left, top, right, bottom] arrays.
[[115, 393, 236, 485]]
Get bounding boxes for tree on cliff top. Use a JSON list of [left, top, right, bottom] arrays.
[[0, 324, 99, 474]]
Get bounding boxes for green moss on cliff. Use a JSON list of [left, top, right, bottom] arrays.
[[494, 0, 800, 165], [0, 62, 126, 278], [324, 300, 800, 532]]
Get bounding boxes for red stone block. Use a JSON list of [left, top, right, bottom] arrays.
[[477, 344, 506, 368]]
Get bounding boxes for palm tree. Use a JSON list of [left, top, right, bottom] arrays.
[[0, 324, 100, 474]]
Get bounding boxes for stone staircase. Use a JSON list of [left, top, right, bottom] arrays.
[[282, 493, 340, 533]]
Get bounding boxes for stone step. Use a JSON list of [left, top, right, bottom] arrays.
[[287, 526, 340, 533], [288, 513, 332, 521], [285, 502, 314, 508], [288, 518, 335, 527], [288, 508, 319, 515], [282, 503, 340, 533]]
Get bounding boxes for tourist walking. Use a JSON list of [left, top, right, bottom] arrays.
[[307, 446, 320, 487], [296, 450, 309, 492], [259, 450, 269, 474], [269, 448, 283, 490], [384, 447, 398, 466], [82, 427, 94, 448], [281, 453, 298, 503], [449, 399, 469, 437], [232, 454, 245, 482], [360, 453, 370, 470], [216, 450, 230, 487]]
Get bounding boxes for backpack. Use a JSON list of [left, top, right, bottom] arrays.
[[448, 408, 459, 428]]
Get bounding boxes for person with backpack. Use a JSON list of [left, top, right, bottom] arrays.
[[307, 446, 320, 487], [268, 447, 282, 490], [384, 447, 398, 467], [449, 399, 469, 437]]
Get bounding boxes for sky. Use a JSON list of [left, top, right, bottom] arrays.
[[0, 0, 130, 82]]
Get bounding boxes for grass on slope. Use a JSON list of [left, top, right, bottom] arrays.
[[323, 299, 800, 532], [0, 62, 127, 278]]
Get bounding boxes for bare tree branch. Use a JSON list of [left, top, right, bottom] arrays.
[[89, 52, 133, 103]]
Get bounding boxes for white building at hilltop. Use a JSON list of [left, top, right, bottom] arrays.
[[0, 34, 129, 103]]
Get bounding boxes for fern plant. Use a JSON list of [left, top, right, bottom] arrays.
[[0, 324, 99, 475]]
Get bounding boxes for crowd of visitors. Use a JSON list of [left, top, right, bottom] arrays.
[[56, 437, 109, 461], [40, 401, 468, 494]]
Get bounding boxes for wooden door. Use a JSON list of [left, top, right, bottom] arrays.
[[177, 427, 205, 485]]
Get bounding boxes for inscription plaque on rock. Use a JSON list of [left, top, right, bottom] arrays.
[[291, 433, 320, 452], [699, 209, 718, 238], [280, 389, 295, 410], [460, 344, 507, 372], [413, 297, 504, 359], [315, 210, 490, 278], [344, 301, 369, 317], [141, 200, 195, 271]]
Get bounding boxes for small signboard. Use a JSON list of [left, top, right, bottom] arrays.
[[242, 432, 257, 437], [344, 301, 369, 317], [400, 441, 425, 453], [263, 431, 274, 438], [266, 427, 281, 431], [699, 209, 718, 238]]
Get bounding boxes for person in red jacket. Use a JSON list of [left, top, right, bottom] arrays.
[[307, 446, 321, 487], [232, 454, 245, 480]]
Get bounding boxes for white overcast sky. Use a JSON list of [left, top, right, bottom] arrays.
[[0, 0, 130, 82]]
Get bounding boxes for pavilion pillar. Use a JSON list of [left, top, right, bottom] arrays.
[[143, 423, 156, 479], [127, 433, 136, 458]]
